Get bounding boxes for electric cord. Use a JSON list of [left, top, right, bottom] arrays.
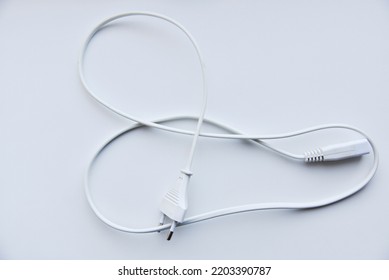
[[80, 12, 379, 240]]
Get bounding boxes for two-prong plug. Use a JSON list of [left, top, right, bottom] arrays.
[[159, 171, 191, 240]]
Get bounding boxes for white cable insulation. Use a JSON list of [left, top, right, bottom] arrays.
[[81, 12, 379, 235], [84, 116, 378, 234], [79, 12, 207, 173]]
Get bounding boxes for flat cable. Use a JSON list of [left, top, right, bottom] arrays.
[[80, 12, 378, 240]]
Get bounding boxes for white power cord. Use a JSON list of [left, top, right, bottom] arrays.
[[80, 12, 379, 240]]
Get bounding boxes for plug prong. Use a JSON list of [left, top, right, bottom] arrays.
[[158, 213, 166, 233], [159, 213, 165, 226], [167, 221, 177, 241]]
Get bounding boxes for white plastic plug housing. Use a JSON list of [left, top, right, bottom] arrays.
[[160, 172, 190, 223], [305, 139, 370, 162], [322, 139, 370, 161]]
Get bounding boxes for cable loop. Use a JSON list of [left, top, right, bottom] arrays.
[[80, 12, 379, 235]]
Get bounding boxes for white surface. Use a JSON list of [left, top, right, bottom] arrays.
[[0, 0, 388, 259]]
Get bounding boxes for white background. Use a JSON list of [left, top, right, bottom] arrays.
[[0, 0, 388, 259]]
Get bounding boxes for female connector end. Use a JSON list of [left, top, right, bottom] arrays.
[[305, 139, 370, 162]]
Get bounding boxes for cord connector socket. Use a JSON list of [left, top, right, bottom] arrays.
[[305, 139, 370, 162]]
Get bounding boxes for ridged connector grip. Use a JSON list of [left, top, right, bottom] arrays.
[[305, 149, 324, 162], [160, 173, 190, 223]]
